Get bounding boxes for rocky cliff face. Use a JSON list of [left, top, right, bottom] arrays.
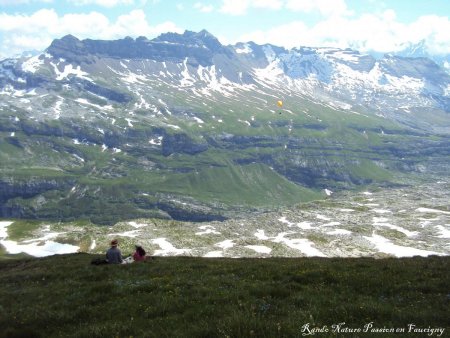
[[47, 30, 232, 67]]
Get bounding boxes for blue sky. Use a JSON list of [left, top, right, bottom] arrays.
[[0, 0, 449, 59]]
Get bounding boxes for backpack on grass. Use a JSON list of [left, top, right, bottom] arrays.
[[91, 258, 108, 265]]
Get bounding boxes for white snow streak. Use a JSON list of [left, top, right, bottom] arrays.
[[364, 234, 442, 257]]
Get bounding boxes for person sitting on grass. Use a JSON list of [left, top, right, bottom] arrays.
[[106, 239, 123, 264], [133, 245, 146, 262]]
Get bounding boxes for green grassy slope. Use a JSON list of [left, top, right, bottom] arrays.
[[153, 163, 322, 206], [0, 254, 448, 337], [2, 73, 450, 224]]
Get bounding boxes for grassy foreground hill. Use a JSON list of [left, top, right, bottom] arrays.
[[0, 254, 449, 337]]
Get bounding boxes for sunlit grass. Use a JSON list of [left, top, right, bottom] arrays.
[[0, 254, 448, 337]]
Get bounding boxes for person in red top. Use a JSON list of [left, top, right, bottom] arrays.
[[133, 245, 146, 261]]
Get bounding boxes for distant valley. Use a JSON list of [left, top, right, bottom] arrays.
[[0, 30, 449, 258]]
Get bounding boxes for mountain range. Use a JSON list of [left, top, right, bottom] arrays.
[[0, 30, 449, 224]]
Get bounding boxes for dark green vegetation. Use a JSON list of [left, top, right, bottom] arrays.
[[1, 34, 450, 224], [2, 97, 449, 224], [0, 254, 448, 337]]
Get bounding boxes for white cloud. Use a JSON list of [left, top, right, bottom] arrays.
[[252, 0, 282, 10], [239, 21, 310, 48], [0, 9, 59, 33], [219, 0, 248, 15], [0, 9, 183, 59], [67, 0, 143, 7], [236, 10, 450, 55], [1, 1, 448, 60], [107, 10, 182, 38], [219, 0, 282, 15], [2, 34, 52, 54], [194, 2, 214, 13], [0, 0, 52, 4], [219, 0, 344, 16], [407, 15, 450, 55], [219, 0, 449, 55], [285, 0, 351, 17]]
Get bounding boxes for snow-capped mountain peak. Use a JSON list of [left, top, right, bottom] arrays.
[[0, 30, 449, 132]]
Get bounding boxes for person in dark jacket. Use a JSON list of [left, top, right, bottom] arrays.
[[106, 239, 123, 264]]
